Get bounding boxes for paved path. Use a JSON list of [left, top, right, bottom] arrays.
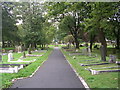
[[11, 47, 85, 88]]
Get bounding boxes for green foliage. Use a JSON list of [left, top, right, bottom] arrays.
[[2, 2, 19, 44], [64, 35, 74, 44]]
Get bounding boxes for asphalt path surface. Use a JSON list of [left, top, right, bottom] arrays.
[[10, 47, 85, 88]]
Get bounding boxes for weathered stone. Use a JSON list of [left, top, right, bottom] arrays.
[[8, 50, 14, 62], [109, 55, 116, 63]]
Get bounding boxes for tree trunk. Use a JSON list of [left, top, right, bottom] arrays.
[[34, 43, 37, 49], [90, 39, 93, 52], [2, 41, 5, 48], [74, 37, 79, 49], [98, 29, 107, 57], [74, 31, 79, 49], [41, 44, 44, 50], [90, 35, 95, 52]]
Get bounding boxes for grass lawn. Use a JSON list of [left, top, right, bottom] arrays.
[[1, 48, 53, 89], [61, 47, 120, 89]]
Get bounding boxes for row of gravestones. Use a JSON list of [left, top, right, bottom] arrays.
[[2, 46, 23, 53], [2, 45, 32, 53], [8, 47, 32, 62], [82, 45, 117, 63]]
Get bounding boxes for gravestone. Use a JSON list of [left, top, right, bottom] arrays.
[[18, 46, 22, 53], [100, 45, 106, 61], [8, 50, 14, 62], [109, 55, 116, 63]]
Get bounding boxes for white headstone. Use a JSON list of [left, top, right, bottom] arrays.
[[91, 70, 100, 75], [18, 46, 22, 53], [8, 50, 13, 62], [14, 66, 18, 73]]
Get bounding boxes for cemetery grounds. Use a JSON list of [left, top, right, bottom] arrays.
[[61, 44, 120, 89], [0, 47, 53, 89]]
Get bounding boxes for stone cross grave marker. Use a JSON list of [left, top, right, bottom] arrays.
[[100, 45, 106, 61], [8, 50, 14, 62]]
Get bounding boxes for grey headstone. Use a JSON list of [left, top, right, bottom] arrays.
[[109, 55, 116, 63]]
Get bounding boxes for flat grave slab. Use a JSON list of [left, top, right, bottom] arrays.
[[26, 54, 43, 57], [0, 63, 30, 73], [8, 59, 36, 63], [80, 63, 110, 66], [89, 68, 120, 75]]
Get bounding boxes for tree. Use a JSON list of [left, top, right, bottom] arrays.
[[47, 2, 90, 49], [85, 2, 118, 58], [13, 2, 46, 49], [2, 2, 19, 47], [64, 35, 75, 48]]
